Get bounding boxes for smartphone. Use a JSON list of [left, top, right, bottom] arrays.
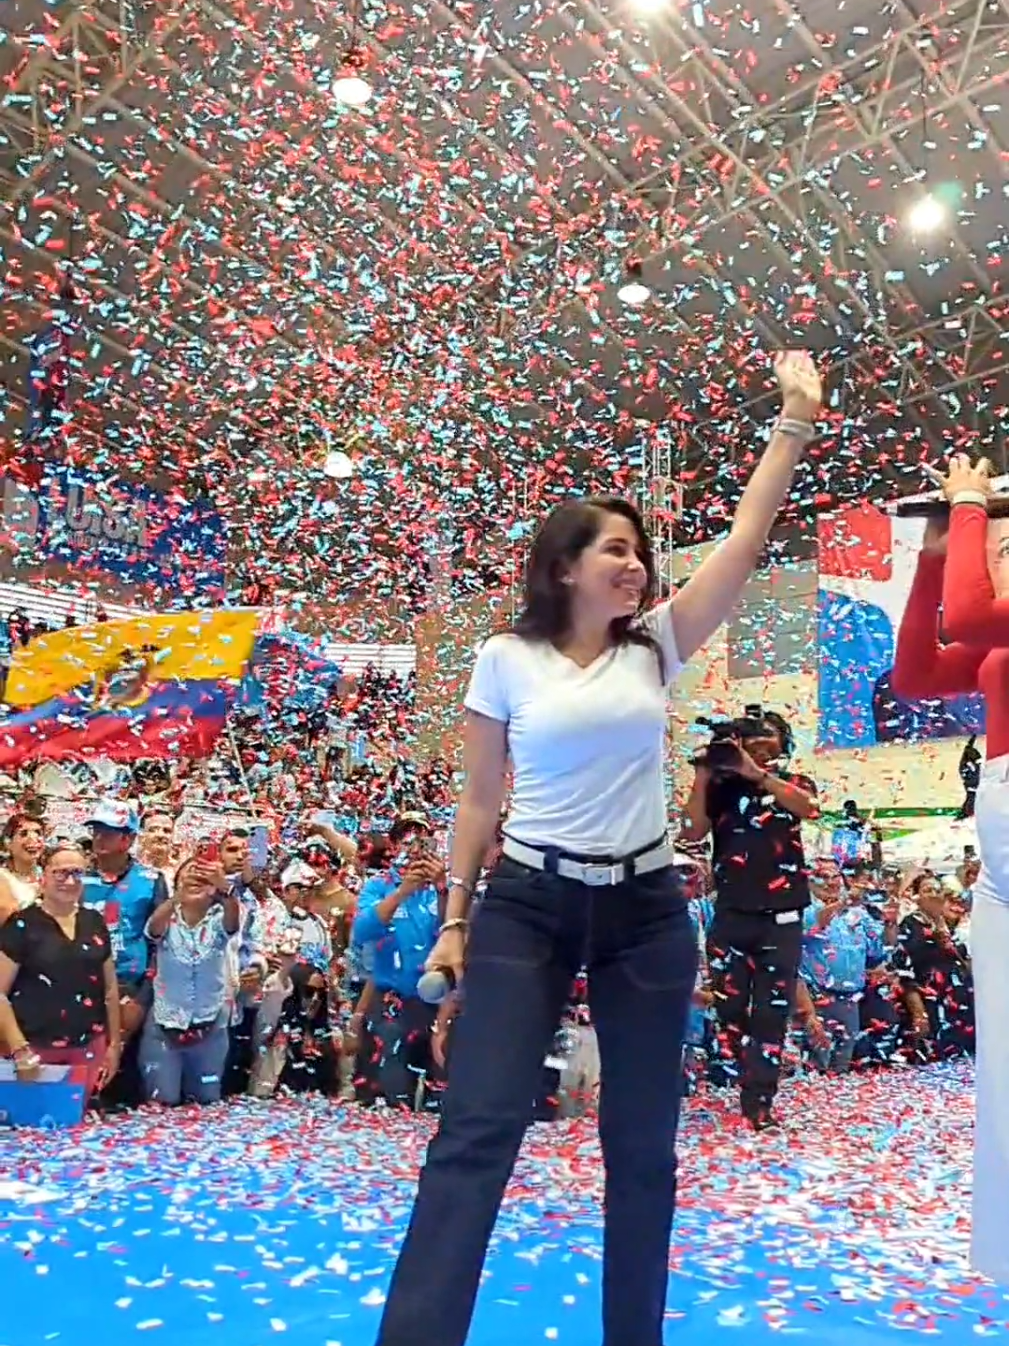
[[248, 825, 269, 873], [197, 837, 220, 864]]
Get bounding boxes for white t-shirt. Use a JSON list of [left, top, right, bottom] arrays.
[[464, 605, 682, 855]]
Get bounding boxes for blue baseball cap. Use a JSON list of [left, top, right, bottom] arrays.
[[88, 800, 140, 834]]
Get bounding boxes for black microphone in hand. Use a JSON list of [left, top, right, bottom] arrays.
[[417, 965, 457, 1005]]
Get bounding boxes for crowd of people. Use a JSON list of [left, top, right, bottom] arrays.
[[679, 850, 976, 1100], [0, 516, 981, 1133], [0, 792, 459, 1111], [0, 710, 979, 1127], [0, 663, 450, 824], [0, 657, 460, 1114]]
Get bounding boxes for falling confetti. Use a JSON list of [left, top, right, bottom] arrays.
[[1, 1068, 1007, 1344], [0, 0, 1006, 634]]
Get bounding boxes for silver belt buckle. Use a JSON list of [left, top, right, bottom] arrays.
[[583, 863, 617, 886]]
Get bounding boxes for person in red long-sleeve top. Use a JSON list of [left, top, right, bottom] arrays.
[[892, 453, 1009, 1286]]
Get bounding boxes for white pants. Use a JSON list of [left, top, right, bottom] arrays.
[[970, 758, 1009, 1282], [248, 974, 292, 1099]]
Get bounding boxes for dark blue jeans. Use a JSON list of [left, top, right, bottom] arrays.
[[375, 856, 697, 1346], [806, 990, 861, 1073]]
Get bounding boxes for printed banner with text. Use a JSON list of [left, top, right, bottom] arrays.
[[0, 465, 226, 598]]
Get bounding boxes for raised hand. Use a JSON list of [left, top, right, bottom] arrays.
[[937, 452, 993, 504], [193, 860, 230, 894], [774, 349, 822, 422]]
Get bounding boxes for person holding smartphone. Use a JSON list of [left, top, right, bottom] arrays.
[[139, 856, 240, 1105], [217, 829, 269, 1097], [351, 811, 444, 1110]]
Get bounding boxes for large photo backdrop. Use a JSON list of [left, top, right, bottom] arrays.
[[816, 504, 985, 749]]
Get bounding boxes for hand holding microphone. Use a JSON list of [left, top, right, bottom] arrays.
[[417, 964, 457, 1005], [417, 919, 467, 1005]]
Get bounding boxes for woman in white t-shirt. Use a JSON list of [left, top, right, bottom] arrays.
[[373, 351, 822, 1346]]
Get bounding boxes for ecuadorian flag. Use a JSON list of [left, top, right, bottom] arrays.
[[0, 610, 258, 766]]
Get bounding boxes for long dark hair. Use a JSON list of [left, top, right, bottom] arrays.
[[511, 495, 664, 678]]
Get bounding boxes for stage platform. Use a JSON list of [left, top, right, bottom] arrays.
[[1, 1063, 1004, 1345]]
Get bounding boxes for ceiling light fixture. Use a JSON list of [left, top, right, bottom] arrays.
[[617, 258, 651, 308], [333, 0, 373, 107], [907, 193, 946, 234], [333, 59, 372, 107], [323, 449, 354, 480]]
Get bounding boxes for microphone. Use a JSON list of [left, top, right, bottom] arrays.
[[888, 469, 1009, 518], [417, 965, 457, 1005], [891, 492, 952, 519], [891, 493, 1009, 519]]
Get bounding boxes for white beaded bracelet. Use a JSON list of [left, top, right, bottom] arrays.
[[774, 416, 817, 445], [950, 491, 989, 509]]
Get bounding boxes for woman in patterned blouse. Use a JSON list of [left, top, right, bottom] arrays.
[[139, 856, 240, 1105]]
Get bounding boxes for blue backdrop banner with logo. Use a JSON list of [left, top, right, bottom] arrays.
[[0, 465, 226, 598]]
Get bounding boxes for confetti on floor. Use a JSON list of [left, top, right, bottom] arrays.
[[1, 1063, 1006, 1346]]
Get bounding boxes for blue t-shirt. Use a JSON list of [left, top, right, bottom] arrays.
[[351, 871, 440, 999], [82, 860, 167, 984], [801, 900, 885, 995]]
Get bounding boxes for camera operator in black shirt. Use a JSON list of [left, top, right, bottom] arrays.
[[682, 710, 817, 1130]]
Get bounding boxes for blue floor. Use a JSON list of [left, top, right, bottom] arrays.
[[1, 1064, 1006, 1345]]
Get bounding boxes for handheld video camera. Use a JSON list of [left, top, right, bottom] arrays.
[[692, 707, 778, 781]]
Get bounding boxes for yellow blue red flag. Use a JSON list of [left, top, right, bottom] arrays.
[[0, 609, 258, 766]]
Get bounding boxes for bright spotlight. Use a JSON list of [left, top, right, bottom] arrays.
[[333, 73, 372, 107], [323, 450, 354, 479], [617, 279, 651, 307], [907, 194, 947, 234], [617, 258, 651, 307]]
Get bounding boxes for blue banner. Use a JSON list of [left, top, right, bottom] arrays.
[[0, 465, 226, 598]]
